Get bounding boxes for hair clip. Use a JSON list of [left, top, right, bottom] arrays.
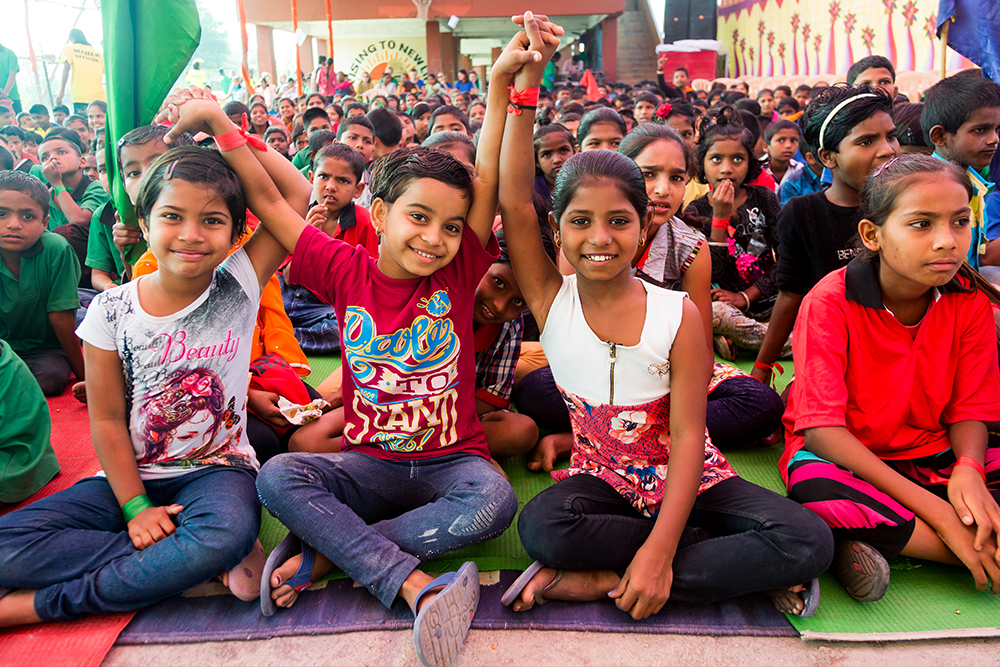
[[163, 159, 179, 180], [871, 156, 900, 178]]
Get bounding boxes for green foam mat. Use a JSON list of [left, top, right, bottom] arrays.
[[721, 354, 796, 396], [302, 354, 341, 389]]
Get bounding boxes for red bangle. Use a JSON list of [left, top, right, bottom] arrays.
[[955, 456, 987, 481], [508, 85, 540, 116], [711, 217, 730, 230]]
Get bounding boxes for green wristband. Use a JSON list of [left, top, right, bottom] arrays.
[[122, 494, 155, 523], [52, 185, 68, 196]]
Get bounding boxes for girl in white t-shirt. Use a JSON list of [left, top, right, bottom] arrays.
[[0, 141, 296, 627], [496, 25, 833, 620]]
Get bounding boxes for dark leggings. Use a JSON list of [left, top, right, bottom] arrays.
[[246, 381, 321, 464], [513, 367, 783, 448], [518, 474, 834, 604]]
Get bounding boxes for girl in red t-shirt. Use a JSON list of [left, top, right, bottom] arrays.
[[783, 154, 1000, 603]]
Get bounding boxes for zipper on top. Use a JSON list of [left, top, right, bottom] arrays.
[[607, 341, 617, 405]]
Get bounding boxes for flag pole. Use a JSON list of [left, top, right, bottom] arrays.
[[22, 1, 44, 104], [325, 0, 334, 71], [940, 19, 949, 80], [236, 0, 256, 95]]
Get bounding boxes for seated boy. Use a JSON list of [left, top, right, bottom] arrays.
[[337, 116, 376, 209], [922, 71, 1000, 273], [846, 55, 897, 98], [29, 104, 52, 133], [52, 105, 70, 127], [291, 108, 333, 170], [297, 129, 336, 179], [764, 120, 806, 201], [282, 143, 377, 355], [84, 133, 125, 293], [366, 107, 402, 160], [0, 171, 84, 395], [0, 338, 60, 504], [39, 130, 109, 287]]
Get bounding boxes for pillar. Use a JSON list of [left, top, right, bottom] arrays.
[[440, 32, 456, 81], [317, 39, 329, 60], [425, 21, 441, 78], [255, 24, 277, 80], [601, 16, 617, 82]]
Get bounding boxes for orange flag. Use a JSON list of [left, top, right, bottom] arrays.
[[580, 68, 602, 102]]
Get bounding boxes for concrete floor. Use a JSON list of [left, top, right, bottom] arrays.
[[103, 629, 1000, 667]]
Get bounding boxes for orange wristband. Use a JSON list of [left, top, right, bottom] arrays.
[[955, 456, 987, 481]]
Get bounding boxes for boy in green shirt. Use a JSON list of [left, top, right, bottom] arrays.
[[85, 134, 124, 292], [0, 171, 83, 395]]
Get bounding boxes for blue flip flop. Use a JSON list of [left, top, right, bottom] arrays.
[[260, 533, 316, 617], [500, 560, 545, 607], [799, 577, 821, 618], [412, 561, 479, 667]]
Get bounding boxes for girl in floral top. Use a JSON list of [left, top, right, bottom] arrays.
[[496, 29, 833, 621], [685, 106, 785, 360]]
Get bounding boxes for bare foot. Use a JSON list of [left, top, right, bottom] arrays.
[[398, 569, 440, 613], [765, 584, 807, 615], [269, 549, 334, 609], [72, 381, 87, 404], [527, 432, 573, 472], [0, 589, 42, 628], [512, 568, 618, 612]]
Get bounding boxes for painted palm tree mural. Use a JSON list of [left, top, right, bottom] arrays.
[[791, 14, 800, 74], [843, 13, 857, 72], [901, 1, 918, 70], [749, 46, 756, 76], [778, 41, 787, 75], [883, 0, 898, 65], [923, 13, 937, 71], [733, 27, 741, 76], [758, 20, 766, 76], [767, 30, 776, 76], [814, 34, 823, 76], [740, 37, 748, 76], [828, 1, 841, 74], [801, 23, 812, 75], [861, 25, 876, 57]]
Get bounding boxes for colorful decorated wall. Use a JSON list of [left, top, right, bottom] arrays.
[[716, 0, 973, 78]]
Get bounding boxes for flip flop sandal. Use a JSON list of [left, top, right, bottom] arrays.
[[225, 539, 266, 602], [799, 577, 821, 618], [500, 560, 564, 607], [832, 539, 890, 602], [412, 561, 479, 667], [260, 533, 317, 616]]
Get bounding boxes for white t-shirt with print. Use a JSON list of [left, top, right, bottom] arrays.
[[77, 249, 261, 480]]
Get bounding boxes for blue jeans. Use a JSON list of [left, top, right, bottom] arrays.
[[518, 475, 833, 604], [257, 451, 517, 608], [280, 275, 341, 354], [0, 466, 260, 621]]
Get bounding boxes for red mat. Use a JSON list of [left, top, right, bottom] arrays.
[[1, 386, 135, 667]]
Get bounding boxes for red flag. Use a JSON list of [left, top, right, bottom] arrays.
[[580, 69, 601, 102]]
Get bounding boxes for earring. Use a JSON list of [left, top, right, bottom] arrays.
[[554, 232, 561, 248], [639, 235, 646, 248]]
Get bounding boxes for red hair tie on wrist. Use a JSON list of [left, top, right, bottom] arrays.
[[508, 85, 540, 116], [215, 113, 268, 152]]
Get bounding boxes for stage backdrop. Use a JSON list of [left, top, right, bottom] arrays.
[[716, 0, 972, 78], [334, 37, 428, 80]]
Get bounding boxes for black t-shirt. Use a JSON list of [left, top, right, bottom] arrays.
[[686, 184, 781, 313], [775, 191, 863, 294]]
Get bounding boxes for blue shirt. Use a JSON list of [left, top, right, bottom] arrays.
[[779, 163, 824, 206], [933, 151, 994, 269]]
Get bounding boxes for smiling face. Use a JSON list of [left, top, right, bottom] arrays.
[[862, 173, 971, 297], [68, 119, 91, 147], [703, 137, 750, 189], [371, 177, 471, 280], [310, 156, 362, 213], [339, 125, 375, 163], [935, 106, 1000, 172], [0, 189, 47, 255], [250, 106, 268, 128], [823, 111, 899, 191], [138, 178, 234, 283], [87, 106, 106, 130], [558, 180, 644, 283], [536, 132, 574, 186], [468, 104, 486, 124], [121, 138, 170, 204], [580, 122, 624, 152], [279, 99, 295, 120], [635, 139, 688, 228], [474, 263, 526, 324]]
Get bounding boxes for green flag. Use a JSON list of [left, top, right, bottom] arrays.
[[101, 0, 201, 263]]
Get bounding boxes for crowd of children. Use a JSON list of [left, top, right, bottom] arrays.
[[1, 16, 999, 667]]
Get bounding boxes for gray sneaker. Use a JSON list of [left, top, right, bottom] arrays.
[[832, 539, 891, 602]]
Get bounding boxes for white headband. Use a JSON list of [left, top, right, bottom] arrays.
[[818, 93, 878, 151]]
